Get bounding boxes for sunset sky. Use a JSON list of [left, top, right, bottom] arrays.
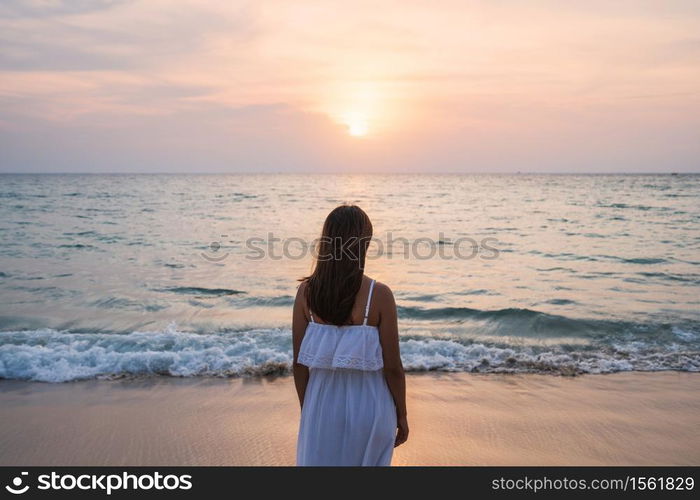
[[1, 0, 699, 173]]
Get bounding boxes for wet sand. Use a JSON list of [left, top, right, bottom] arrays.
[[0, 372, 698, 466]]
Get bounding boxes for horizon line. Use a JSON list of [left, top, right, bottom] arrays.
[[0, 171, 698, 176]]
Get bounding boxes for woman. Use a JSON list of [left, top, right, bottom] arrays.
[[292, 205, 408, 466]]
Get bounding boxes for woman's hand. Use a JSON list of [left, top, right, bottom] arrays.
[[395, 415, 409, 447]]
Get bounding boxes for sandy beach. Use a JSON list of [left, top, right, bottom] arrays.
[[0, 372, 698, 466]]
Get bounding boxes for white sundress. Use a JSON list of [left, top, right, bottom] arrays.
[[296, 279, 397, 466]]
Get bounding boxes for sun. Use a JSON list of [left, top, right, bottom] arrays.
[[344, 112, 369, 137], [348, 121, 368, 137]]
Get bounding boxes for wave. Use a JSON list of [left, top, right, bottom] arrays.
[[0, 327, 291, 382], [90, 296, 169, 312], [57, 243, 100, 250], [0, 326, 698, 382], [154, 286, 245, 296], [398, 305, 599, 330], [542, 298, 577, 305], [232, 295, 295, 307], [528, 251, 672, 265], [398, 306, 700, 344], [637, 272, 700, 284]]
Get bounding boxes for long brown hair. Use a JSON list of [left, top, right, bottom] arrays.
[[301, 205, 373, 325]]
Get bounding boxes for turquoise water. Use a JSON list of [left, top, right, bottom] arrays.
[[0, 173, 699, 381]]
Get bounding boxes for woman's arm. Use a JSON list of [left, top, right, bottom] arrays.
[[292, 282, 310, 409], [376, 283, 409, 447]]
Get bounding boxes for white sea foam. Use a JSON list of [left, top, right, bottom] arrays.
[[0, 326, 292, 383], [1, 327, 699, 382], [672, 326, 698, 341]]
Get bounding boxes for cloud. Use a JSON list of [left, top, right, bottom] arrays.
[[0, 0, 127, 18], [0, 0, 699, 172], [0, 101, 358, 173], [0, 1, 258, 71]]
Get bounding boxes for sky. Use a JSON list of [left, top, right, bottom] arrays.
[[0, 0, 699, 173]]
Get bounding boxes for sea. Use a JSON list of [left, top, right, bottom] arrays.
[[0, 173, 698, 382]]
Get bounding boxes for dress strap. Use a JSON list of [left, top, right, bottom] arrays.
[[362, 279, 376, 326], [308, 309, 315, 323]]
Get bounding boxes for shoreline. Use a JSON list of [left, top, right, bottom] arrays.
[[1, 371, 698, 466]]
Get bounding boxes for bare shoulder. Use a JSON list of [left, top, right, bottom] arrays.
[[295, 280, 308, 303], [372, 281, 396, 307]]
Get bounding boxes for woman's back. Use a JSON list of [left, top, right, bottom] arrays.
[[291, 205, 408, 467], [295, 278, 397, 466], [298, 278, 383, 371]]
